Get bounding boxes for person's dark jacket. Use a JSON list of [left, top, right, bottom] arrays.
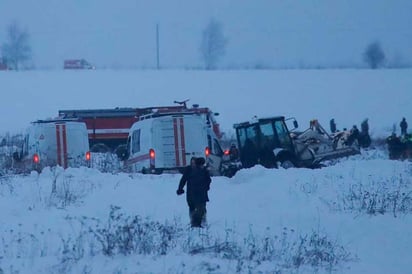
[[178, 166, 211, 204], [229, 146, 239, 160], [346, 126, 360, 146], [386, 134, 404, 159], [178, 165, 192, 191], [361, 120, 369, 134]]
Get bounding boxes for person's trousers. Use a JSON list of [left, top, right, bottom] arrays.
[[188, 202, 207, 227]]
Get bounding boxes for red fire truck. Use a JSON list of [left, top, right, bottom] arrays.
[[63, 59, 95, 69], [58, 101, 222, 154]]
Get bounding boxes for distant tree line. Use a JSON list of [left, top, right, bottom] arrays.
[[0, 19, 408, 70], [1, 21, 32, 70], [200, 18, 228, 70], [363, 41, 385, 69]]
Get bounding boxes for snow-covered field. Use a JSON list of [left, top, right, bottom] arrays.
[[1, 69, 411, 137], [1, 69, 412, 273], [1, 149, 412, 273]]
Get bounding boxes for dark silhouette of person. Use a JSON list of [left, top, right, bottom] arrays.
[[180, 157, 196, 177], [403, 135, 412, 159], [240, 138, 258, 168], [177, 157, 196, 219], [177, 157, 211, 227], [386, 133, 404, 160], [229, 143, 239, 161], [400, 118, 408, 136], [330, 119, 337, 133], [361, 119, 369, 135], [359, 119, 371, 148], [346, 125, 360, 146]]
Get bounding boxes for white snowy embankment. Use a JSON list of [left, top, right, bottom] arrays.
[[1, 150, 412, 273]]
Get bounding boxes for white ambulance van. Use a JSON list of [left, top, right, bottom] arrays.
[[123, 113, 224, 175], [14, 119, 91, 172]]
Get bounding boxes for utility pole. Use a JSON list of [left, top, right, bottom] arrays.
[[156, 24, 160, 69]]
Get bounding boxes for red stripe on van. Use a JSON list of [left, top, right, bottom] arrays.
[[179, 117, 186, 166], [56, 124, 62, 166], [62, 124, 68, 168], [173, 118, 180, 166], [124, 153, 150, 165]]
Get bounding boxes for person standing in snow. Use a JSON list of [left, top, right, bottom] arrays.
[[346, 125, 360, 146], [361, 119, 369, 135], [386, 133, 403, 160], [359, 118, 371, 148], [330, 118, 337, 134], [229, 143, 239, 161], [400, 118, 408, 136], [177, 157, 211, 227]]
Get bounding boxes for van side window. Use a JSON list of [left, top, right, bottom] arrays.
[[23, 135, 29, 156], [260, 122, 277, 148], [273, 121, 291, 147], [246, 125, 259, 146], [207, 135, 212, 150], [237, 127, 247, 148], [132, 129, 141, 153]]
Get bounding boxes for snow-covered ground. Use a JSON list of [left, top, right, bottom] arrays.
[[1, 149, 412, 273]]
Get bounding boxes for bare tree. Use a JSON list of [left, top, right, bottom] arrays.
[[1, 22, 32, 70], [363, 41, 385, 69], [200, 19, 227, 70]]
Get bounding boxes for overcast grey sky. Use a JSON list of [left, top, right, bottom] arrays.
[[1, 0, 411, 69]]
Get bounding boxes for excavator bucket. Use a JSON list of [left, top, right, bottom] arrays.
[[292, 119, 360, 166]]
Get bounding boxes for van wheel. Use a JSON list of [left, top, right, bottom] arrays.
[[223, 167, 237, 178], [280, 159, 295, 169], [155, 169, 163, 175], [114, 144, 128, 160]]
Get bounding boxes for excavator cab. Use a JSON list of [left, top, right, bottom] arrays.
[[234, 116, 296, 168]]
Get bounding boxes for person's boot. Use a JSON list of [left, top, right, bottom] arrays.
[[191, 209, 202, 227], [201, 212, 207, 227], [189, 208, 196, 227]]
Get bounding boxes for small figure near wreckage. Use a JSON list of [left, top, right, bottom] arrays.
[[330, 118, 337, 134], [358, 119, 371, 148], [400, 118, 408, 136], [386, 132, 412, 160]]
